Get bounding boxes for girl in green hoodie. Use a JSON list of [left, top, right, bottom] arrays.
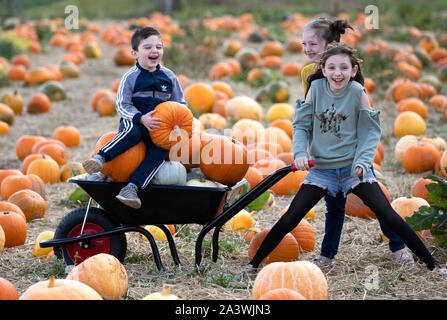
[[245, 43, 445, 274]]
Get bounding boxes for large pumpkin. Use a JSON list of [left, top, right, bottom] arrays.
[[199, 136, 249, 186], [393, 111, 426, 138], [231, 119, 265, 145], [66, 253, 128, 300], [93, 132, 147, 182], [258, 288, 306, 300], [289, 219, 315, 253], [15, 135, 46, 160], [19, 276, 103, 300], [251, 261, 328, 300], [149, 101, 193, 150], [345, 181, 390, 219], [248, 229, 300, 264]]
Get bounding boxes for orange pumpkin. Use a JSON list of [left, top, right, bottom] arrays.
[[243, 166, 264, 189], [114, 47, 135, 66], [0, 169, 23, 186], [248, 229, 300, 264], [0, 278, 19, 300], [270, 170, 307, 196], [410, 177, 436, 203], [7, 64, 27, 81], [0, 201, 26, 221], [0, 211, 27, 247], [395, 97, 427, 119], [345, 181, 390, 219], [149, 101, 193, 150], [31, 139, 66, 154], [253, 158, 286, 178], [199, 136, 249, 186], [19, 276, 103, 300], [15, 135, 46, 160], [38, 143, 68, 166], [8, 189, 46, 221], [252, 261, 328, 300], [60, 162, 86, 182], [27, 93, 51, 114], [52, 125, 81, 147], [26, 157, 61, 184], [289, 219, 315, 253], [66, 253, 128, 300], [247, 148, 273, 165], [258, 288, 306, 300], [0, 174, 33, 200], [184, 82, 216, 114], [93, 132, 147, 182], [402, 143, 440, 173]]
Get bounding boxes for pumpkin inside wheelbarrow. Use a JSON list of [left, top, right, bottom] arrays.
[[92, 132, 146, 182], [199, 135, 249, 186]]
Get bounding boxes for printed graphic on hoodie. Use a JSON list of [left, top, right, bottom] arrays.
[[315, 104, 348, 138]]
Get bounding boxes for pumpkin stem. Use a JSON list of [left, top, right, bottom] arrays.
[[48, 276, 55, 288], [161, 286, 171, 296]]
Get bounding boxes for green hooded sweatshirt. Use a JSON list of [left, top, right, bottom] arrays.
[[292, 78, 381, 177]]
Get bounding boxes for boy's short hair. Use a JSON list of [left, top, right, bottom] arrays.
[[131, 27, 162, 51]]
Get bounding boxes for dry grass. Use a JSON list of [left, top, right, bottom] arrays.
[[0, 19, 447, 300]]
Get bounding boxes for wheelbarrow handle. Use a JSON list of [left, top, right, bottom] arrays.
[[290, 159, 315, 171]]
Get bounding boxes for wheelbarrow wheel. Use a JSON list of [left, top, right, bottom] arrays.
[[53, 207, 127, 265]]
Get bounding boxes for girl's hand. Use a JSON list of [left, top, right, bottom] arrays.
[[354, 166, 363, 178], [293, 157, 311, 171], [141, 110, 161, 132]]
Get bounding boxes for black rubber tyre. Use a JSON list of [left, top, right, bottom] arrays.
[[53, 207, 127, 265]]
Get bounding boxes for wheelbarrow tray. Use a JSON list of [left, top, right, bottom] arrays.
[[68, 178, 241, 226]]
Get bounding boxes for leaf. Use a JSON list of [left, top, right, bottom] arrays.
[[69, 187, 89, 202], [405, 206, 436, 231], [247, 190, 270, 211]]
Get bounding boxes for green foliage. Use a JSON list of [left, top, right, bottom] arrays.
[[406, 175, 447, 248], [0, 30, 31, 59], [60, 187, 90, 208]]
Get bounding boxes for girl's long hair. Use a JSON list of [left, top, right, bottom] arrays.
[[305, 42, 364, 97], [304, 18, 353, 44]]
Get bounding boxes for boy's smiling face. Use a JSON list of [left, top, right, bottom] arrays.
[[132, 35, 163, 71]]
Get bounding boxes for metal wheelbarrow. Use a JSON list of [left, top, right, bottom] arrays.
[[40, 162, 310, 271]]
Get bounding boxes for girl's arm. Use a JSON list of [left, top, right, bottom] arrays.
[[292, 88, 313, 170], [353, 91, 381, 177]]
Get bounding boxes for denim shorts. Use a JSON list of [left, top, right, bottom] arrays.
[[302, 165, 377, 197]]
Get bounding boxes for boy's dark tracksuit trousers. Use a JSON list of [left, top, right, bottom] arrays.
[[97, 119, 166, 189]]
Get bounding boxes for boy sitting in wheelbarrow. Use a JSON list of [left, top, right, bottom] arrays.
[[83, 26, 186, 209]]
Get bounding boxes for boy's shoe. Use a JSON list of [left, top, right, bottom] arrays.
[[312, 255, 334, 267], [116, 183, 141, 209], [393, 248, 415, 265], [82, 155, 105, 174]]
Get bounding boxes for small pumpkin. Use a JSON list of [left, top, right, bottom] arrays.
[[7, 189, 46, 221], [231, 119, 265, 145], [142, 286, 179, 300], [26, 157, 61, 184], [248, 229, 300, 264], [184, 83, 216, 115], [52, 125, 81, 147], [0, 103, 15, 125], [66, 253, 128, 300], [2, 90, 23, 115], [32, 231, 54, 257], [151, 161, 187, 186], [393, 111, 426, 138], [402, 143, 440, 173], [225, 209, 255, 232], [60, 162, 86, 182], [149, 101, 193, 150], [38, 81, 66, 101], [225, 96, 263, 122], [27, 93, 51, 114], [266, 103, 294, 122], [15, 135, 46, 160], [0, 277, 19, 300]]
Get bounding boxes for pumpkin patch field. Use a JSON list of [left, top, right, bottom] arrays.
[[1, 0, 447, 301]]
